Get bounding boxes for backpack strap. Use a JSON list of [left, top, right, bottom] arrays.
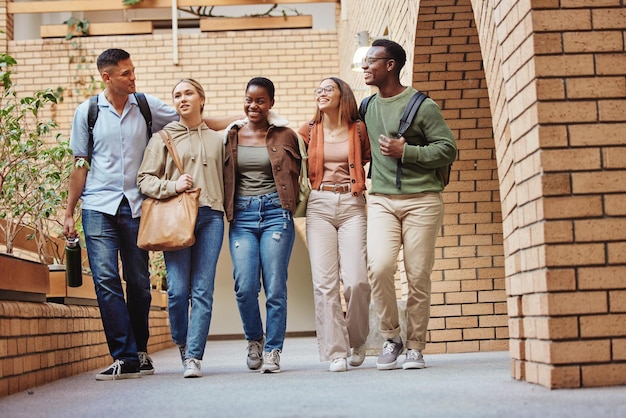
[[393, 91, 428, 188], [358, 94, 375, 121], [86, 93, 153, 164], [134, 92, 153, 139], [359, 95, 374, 179], [87, 95, 99, 164], [398, 91, 428, 138]]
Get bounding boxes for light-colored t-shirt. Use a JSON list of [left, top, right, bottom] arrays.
[[236, 145, 277, 196], [321, 139, 350, 185]]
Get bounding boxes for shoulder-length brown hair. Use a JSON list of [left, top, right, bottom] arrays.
[[312, 77, 360, 126]]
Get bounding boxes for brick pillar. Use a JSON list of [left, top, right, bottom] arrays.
[[473, 0, 626, 388]]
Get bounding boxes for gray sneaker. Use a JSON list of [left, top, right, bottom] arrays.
[[183, 358, 202, 378], [403, 349, 426, 369], [376, 339, 404, 370], [261, 349, 281, 373], [247, 337, 265, 370]]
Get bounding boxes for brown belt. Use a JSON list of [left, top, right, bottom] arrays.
[[320, 183, 351, 194]]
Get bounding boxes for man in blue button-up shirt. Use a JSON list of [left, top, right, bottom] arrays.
[[62, 48, 233, 380]]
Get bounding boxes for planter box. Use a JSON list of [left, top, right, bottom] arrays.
[[0, 253, 50, 302], [48, 267, 166, 309], [47, 265, 98, 306], [151, 289, 168, 310], [200, 15, 312, 32]]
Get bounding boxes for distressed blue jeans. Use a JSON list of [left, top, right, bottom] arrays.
[[163, 207, 224, 361], [228, 192, 295, 352], [82, 197, 151, 362]]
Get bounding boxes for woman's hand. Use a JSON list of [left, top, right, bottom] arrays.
[[175, 174, 193, 193]]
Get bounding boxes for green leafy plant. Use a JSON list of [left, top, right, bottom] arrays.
[[0, 52, 73, 263], [149, 251, 167, 291], [63, 18, 104, 100], [64, 17, 90, 39]]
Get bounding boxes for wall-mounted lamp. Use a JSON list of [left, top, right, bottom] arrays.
[[351, 31, 371, 72]]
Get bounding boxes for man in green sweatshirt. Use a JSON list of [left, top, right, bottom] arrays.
[[360, 39, 457, 370]]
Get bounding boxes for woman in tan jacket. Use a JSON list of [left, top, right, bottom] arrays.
[[297, 77, 371, 372], [137, 79, 224, 379]]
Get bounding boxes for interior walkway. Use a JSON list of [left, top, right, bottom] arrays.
[[1, 337, 625, 417]]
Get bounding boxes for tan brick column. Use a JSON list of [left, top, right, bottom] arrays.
[[474, 0, 626, 388]]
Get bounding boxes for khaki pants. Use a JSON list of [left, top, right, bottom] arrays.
[[367, 192, 443, 351], [306, 189, 370, 361]]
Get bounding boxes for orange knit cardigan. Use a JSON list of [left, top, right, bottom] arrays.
[[297, 120, 371, 197]]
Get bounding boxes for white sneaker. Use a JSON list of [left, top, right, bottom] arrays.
[[329, 357, 347, 372], [402, 349, 426, 369], [348, 345, 366, 367], [183, 358, 202, 378], [261, 349, 281, 373]]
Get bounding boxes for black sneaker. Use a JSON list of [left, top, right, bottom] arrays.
[[138, 351, 154, 375], [95, 359, 141, 381], [178, 344, 187, 365]]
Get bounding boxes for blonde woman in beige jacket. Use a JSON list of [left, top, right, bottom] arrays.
[[137, 79, 224, 379]]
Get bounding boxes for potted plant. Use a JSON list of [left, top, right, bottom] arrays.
[[1, 50, 73, 300]]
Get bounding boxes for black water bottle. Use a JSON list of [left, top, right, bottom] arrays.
[[65, 237, 83, 288]]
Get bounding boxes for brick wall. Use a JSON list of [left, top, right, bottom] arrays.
[[412, 0, 507, 355], [340, 0, 626, 388], [338, 0, 508, 355], [0, 301, 171, 398], [6, 29, 340, 140]]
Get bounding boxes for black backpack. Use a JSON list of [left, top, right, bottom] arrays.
[[86, 92, 152, 163], [359, 91, 452, 188]]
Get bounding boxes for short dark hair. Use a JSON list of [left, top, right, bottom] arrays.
[[246, 77, 275, 100], [97, 48, 130, 72], [371, 39, 406, 72]]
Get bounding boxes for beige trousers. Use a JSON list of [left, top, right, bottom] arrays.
[[306, 189, 370, 361], [367, 192, 443, 351]]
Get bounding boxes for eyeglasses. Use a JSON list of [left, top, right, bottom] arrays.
[[314, 85, 336, 96], [361, 57, 393, 66]]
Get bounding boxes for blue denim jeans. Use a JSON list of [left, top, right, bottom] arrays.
[[163, 207, 224, 360], [229, 192, 295, 352], [82, 197, 151, 362]]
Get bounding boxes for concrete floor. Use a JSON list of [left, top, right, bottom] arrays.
[[1, 337, 625, 418]]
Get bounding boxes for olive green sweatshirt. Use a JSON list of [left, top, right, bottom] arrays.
[[363, 87, 457, 194]]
